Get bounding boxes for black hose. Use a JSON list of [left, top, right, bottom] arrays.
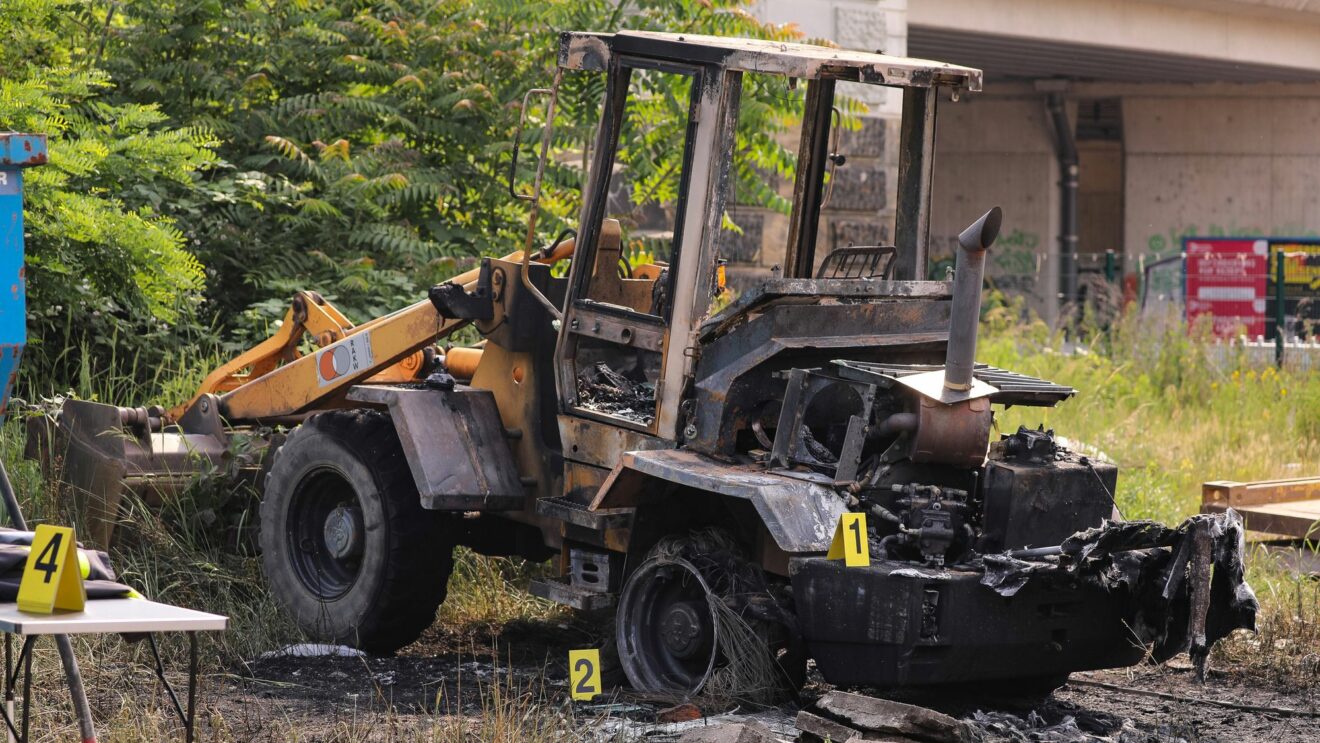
[[538, 227, 577, 260]]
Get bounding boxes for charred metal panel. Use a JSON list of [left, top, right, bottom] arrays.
[[894, 89, 937, 280], [980, 457, 1118, 552], [655, 65, 741, 440], [565, 32, 982, 91], [528, 576, 617, 611], [769, 368, 876, 478], [556, 415, 672, 470], [785, 78, 835, 278], [689, 298, 952, 455], [347, 386, 524, 510], [791, 557, 1144, 686], [477, 259, 564, 354], [569, 305, 665, 353], [595, 449, 848, 553], [699, 279, 952, 341]]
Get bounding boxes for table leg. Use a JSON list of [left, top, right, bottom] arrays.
[[21, 637, 32, 743], [4, 633, 11, 743], [186, 633, 197, 743], [146, 634, 193, 740]]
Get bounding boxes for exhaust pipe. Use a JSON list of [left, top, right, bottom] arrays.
[[944, 207, 1002, 392]]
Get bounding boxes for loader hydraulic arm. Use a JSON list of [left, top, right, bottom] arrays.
[[181, 240, 573, 424], [168, 290, 428, 420]]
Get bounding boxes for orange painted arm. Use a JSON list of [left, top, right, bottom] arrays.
[[208, 243, 571, 422]]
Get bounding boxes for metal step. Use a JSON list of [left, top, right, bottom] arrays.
[[535, 496, 634, 530], [529, 577, 617, 611]]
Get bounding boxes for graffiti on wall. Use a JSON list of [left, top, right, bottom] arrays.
[[930, 228, 1044, 301], [1147, 223, 1320, 256]]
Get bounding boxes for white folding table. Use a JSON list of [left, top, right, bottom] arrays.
[[0, 598, 227, 743]]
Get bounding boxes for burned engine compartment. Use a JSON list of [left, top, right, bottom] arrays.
[[754, 360, 1257, 685], [674, 209, 1257, 686]]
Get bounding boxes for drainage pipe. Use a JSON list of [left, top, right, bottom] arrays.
[[1046, 93, 1079, 317]]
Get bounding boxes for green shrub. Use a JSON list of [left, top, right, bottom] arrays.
[[0, 0, 219, 390]]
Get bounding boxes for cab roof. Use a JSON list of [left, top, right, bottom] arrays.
[[559, 30, 982, 92]]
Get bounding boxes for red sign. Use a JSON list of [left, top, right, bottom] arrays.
[[1184, 239, 1267, 338]]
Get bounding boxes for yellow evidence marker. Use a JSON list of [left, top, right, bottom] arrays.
[[17, 525, 85, 614], [569, 648, 602, 701], [826, 512, 871, 567]]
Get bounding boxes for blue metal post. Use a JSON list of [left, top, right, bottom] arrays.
[[0, 134, 46, 419], [0, 135, 98, 743]]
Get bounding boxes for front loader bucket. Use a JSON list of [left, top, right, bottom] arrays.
[[25, 399, 231, 547]]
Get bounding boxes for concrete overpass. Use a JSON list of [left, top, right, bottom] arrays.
[[741, 0, 1320, 324], [908, 0, 1320, 84]]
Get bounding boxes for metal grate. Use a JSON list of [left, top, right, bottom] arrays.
[[817, 246, 897, 280], [833, 360, 1076, 407]]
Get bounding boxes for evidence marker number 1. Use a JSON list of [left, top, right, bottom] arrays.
[[826, 512, 871, 567]]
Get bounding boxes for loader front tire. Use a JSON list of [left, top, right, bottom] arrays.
[[260, 409, 453, 654]]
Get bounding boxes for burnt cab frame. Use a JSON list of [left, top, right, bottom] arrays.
[[553, 31, 981, 443]]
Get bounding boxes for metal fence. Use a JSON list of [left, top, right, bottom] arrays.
[[1205, 337, 1320, 375]]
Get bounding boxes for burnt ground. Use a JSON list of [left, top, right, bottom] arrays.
[[191, 616, 1320, 742]]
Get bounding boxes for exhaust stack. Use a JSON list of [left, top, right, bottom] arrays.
[[944, 207, 1002, 392]]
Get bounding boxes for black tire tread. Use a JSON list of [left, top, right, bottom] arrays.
[[262, 409, 453, 654]]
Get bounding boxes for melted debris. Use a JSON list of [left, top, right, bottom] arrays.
[[800, 426, 838, 464], [980, 510, 1258, 681], [967, 709, 1149, 743], [576, 362, 655, 424]]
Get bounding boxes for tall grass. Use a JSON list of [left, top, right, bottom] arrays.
[[439, 549, 569, 635]]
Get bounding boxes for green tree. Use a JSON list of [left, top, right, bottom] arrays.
[[102, 0, 818, 344], [0, 0, 218, 387]]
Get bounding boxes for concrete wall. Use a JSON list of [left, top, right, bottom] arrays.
[[909, 0, 1320, 75], [927, 83, 1320, 324], [1121, 87, 1320, 262], [932, 95, 1060, 323]]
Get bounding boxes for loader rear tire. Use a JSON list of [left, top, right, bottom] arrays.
[[260, 409, 453, 654], [616, 529, 805, 700]]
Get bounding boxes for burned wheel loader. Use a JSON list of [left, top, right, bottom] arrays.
[[31, 32, 1256, 695]]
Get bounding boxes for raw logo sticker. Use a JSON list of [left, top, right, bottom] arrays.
[[316, 334, 374, 386]]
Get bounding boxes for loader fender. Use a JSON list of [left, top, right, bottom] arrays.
[[591, 449, 847, 553], [346, 385, 525, 510]]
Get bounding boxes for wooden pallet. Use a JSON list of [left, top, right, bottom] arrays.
[[1201, 477, 1320, 540]]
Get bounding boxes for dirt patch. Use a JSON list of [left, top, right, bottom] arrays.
[[194, 618, 1320, 742]]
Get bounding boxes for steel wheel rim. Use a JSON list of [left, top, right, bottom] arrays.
[[617, 555, 721, 694], [285, 466, 363, 600]]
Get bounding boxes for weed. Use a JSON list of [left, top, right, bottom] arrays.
[[439, 549, 569, 635]]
